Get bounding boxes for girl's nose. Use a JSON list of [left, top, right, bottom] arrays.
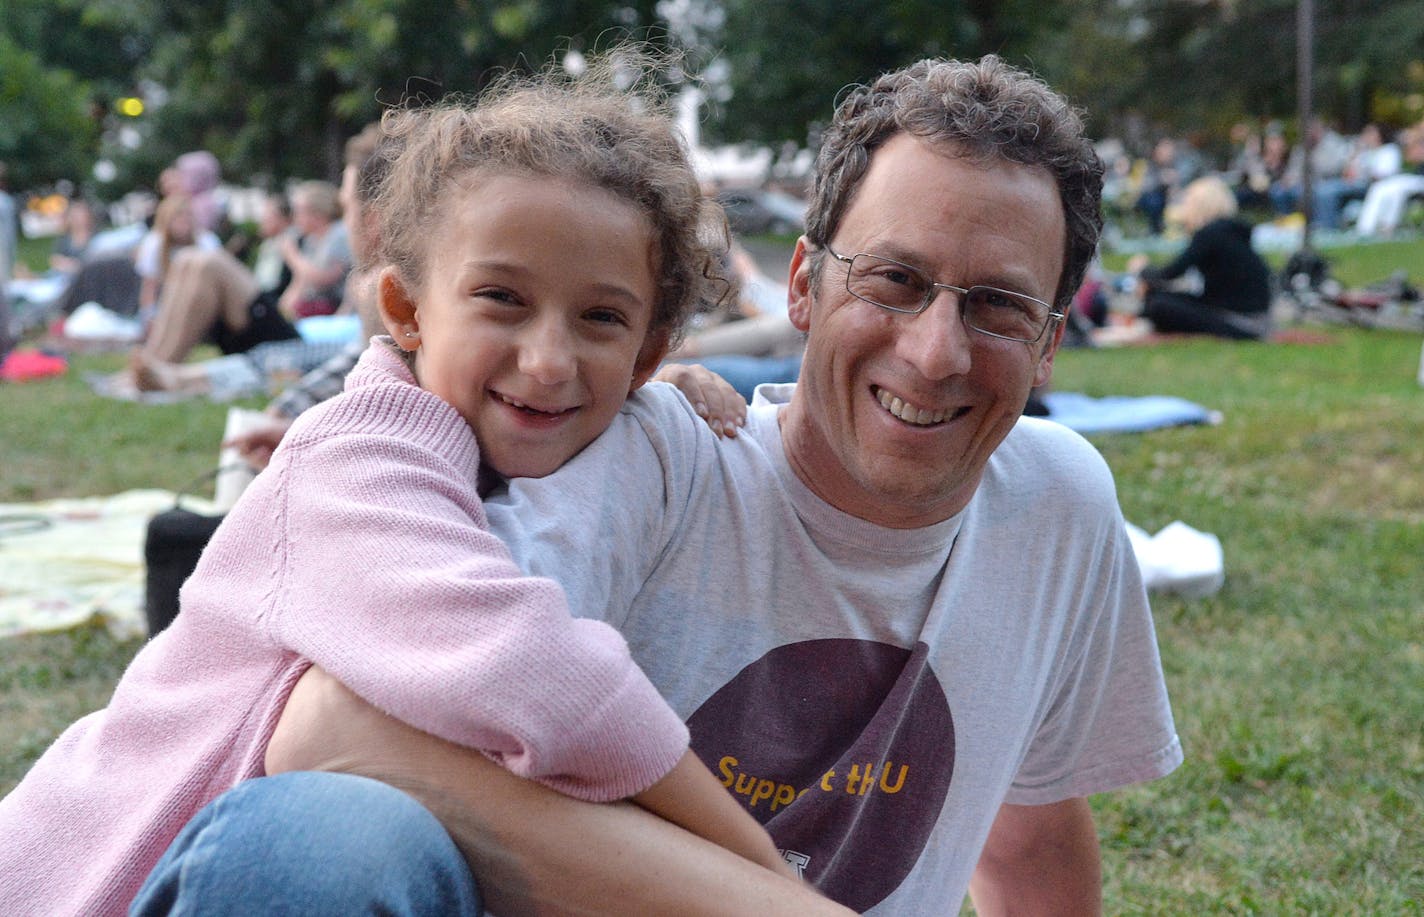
[[517, 320, 577, 386]]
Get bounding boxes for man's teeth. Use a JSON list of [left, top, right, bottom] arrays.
[[877, 388, 948, 426]]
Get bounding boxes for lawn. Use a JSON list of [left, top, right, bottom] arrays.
[[2, 237, 1422, 912]]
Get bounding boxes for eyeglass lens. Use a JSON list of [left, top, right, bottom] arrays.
[[847, 254, 1050, 342]]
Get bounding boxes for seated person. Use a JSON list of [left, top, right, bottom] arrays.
[[134, 194, 222, 316], [1355, 124, 1424, 238], [1130, 175, 1271, 340], [49, 198, 101, 276], [128, 186, 332, 373], [130, 189, 338, 392], [276, 180, 352, 319], [248, 54, 1179, 917]]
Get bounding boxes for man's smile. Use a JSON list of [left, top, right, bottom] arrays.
[[872, 385, 963, 427]]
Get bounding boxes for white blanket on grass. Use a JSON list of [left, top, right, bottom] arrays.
[[0, 490, 217, 640]]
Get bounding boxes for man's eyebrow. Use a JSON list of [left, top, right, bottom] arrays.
[[858, 242, 1046, 297]]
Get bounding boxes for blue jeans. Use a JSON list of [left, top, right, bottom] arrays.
[[130, 772, 482, 916]]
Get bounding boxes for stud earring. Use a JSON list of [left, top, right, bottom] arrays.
[[404, 331, 418, 338]]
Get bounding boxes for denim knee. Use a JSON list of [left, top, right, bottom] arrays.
[[131, 771, 481, 916]]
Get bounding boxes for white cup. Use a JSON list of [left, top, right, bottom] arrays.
[[214, 408, 267, 511]]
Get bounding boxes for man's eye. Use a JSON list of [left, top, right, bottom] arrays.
[[871, 267, 919, 287], [974, 288, 1027, 311]]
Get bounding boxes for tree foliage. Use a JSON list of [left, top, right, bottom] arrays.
[[708, 0, 1424, 157], [0, 35, 103, 189], [106, 0, 673, 188], [706, 0, 1071, 147], [0, 0, 146, 188], [3, 0, 1423, 193]]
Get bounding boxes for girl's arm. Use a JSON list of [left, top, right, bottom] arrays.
[[631, 748, 798, 879], [251, 398, 687, 802], [267, 666, 853, 915]]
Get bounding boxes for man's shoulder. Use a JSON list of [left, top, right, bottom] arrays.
[[618, 381, 725, 453], [992, 416, 1118, 503], [1001, 414, 1106, 460]]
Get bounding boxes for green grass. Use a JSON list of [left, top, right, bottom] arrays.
[[1049, 330, 1424, 914], [3, 238, 1423, 912]]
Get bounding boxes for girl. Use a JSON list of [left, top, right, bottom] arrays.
[[134, 193, 222, 316], [0, 54, 784, 914]]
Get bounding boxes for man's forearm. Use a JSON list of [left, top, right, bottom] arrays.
[[968, 798, 1102, 916], [267, 668, 852, 916]]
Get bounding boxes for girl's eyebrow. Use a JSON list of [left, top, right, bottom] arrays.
[[460, 260, 649, 306]]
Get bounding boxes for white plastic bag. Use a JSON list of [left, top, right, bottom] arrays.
[[1126, 520, 1225, 598]]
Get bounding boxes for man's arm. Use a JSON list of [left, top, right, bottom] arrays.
[[968, 798, 1102, 917], [267, 667, 853, 917]]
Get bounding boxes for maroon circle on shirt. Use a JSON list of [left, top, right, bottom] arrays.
[[686, 638, 955, 911]]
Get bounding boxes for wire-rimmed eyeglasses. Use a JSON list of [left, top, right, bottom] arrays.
[[824, 244, 1063, 344]]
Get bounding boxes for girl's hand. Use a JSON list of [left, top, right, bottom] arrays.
[[654, 362, 747, 439]]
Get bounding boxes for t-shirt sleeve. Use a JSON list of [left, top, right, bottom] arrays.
[[133, 232, 160, 279], [484, 383, 702, 629], [256, 398, 689, 802], [1002, 434, 1183, 805]]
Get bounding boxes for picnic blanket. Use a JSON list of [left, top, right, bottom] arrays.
[[1041, 391, 1220, 435], [0, 490, 217, 641]]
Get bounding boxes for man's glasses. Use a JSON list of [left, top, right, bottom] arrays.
[[824, 245, 1063, 344]]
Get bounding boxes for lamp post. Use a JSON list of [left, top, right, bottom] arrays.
[[1297, 0, 1315, 251]]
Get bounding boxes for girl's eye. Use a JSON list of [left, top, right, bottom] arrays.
[[473, 288, 520, 306], [585, 307, 629, 327]]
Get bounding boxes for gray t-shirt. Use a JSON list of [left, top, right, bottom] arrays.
[[485, 382, 1182, 913]]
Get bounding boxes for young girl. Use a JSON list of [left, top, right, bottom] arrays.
[[0, 56, 784, 914], [134, 192, 222, 316]]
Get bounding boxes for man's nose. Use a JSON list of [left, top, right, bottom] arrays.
[[518, 319, 577, 385], [896, 286, 973, 380]]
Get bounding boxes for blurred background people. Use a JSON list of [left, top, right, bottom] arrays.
[[49, 198, 101, 276], [134, 194, 222, 317], [1355, 124, 1424, 238], [1129, 175, 1271, 340], [276, 180, 350, 319]]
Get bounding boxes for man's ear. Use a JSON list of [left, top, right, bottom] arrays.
[[377, 267, 420, 350], [1033, 309, 1069, 388], [786, 236, 815, 333], [629, 327, 672, 393]]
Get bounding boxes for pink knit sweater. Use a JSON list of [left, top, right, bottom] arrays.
[[0, 341, 689, 915]]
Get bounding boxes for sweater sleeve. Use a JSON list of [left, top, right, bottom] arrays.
[[256, 388, 689, 802]]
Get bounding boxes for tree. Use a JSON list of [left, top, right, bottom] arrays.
[[704, 0, 1424, 162], [0, 0, 150, 189], [705, 0, 1077, 148], [106, 0, 676, 188], [0, 35, 102, 189]]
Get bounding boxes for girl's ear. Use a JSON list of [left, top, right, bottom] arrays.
[[377, 267, 420, 350], [629, 327, 672, 393]]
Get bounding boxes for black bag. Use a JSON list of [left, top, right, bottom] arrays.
[[142, 498, 225, 636]]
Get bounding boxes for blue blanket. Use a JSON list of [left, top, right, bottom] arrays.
[[1041, 392, 1218, 435]]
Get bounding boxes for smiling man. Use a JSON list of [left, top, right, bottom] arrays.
[[145, 55, 1181, 916]]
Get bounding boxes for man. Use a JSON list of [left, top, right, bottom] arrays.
[[141, 55, 1181, 915]]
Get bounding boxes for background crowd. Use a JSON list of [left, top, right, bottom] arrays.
[[3, 109, 1424, 383]]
